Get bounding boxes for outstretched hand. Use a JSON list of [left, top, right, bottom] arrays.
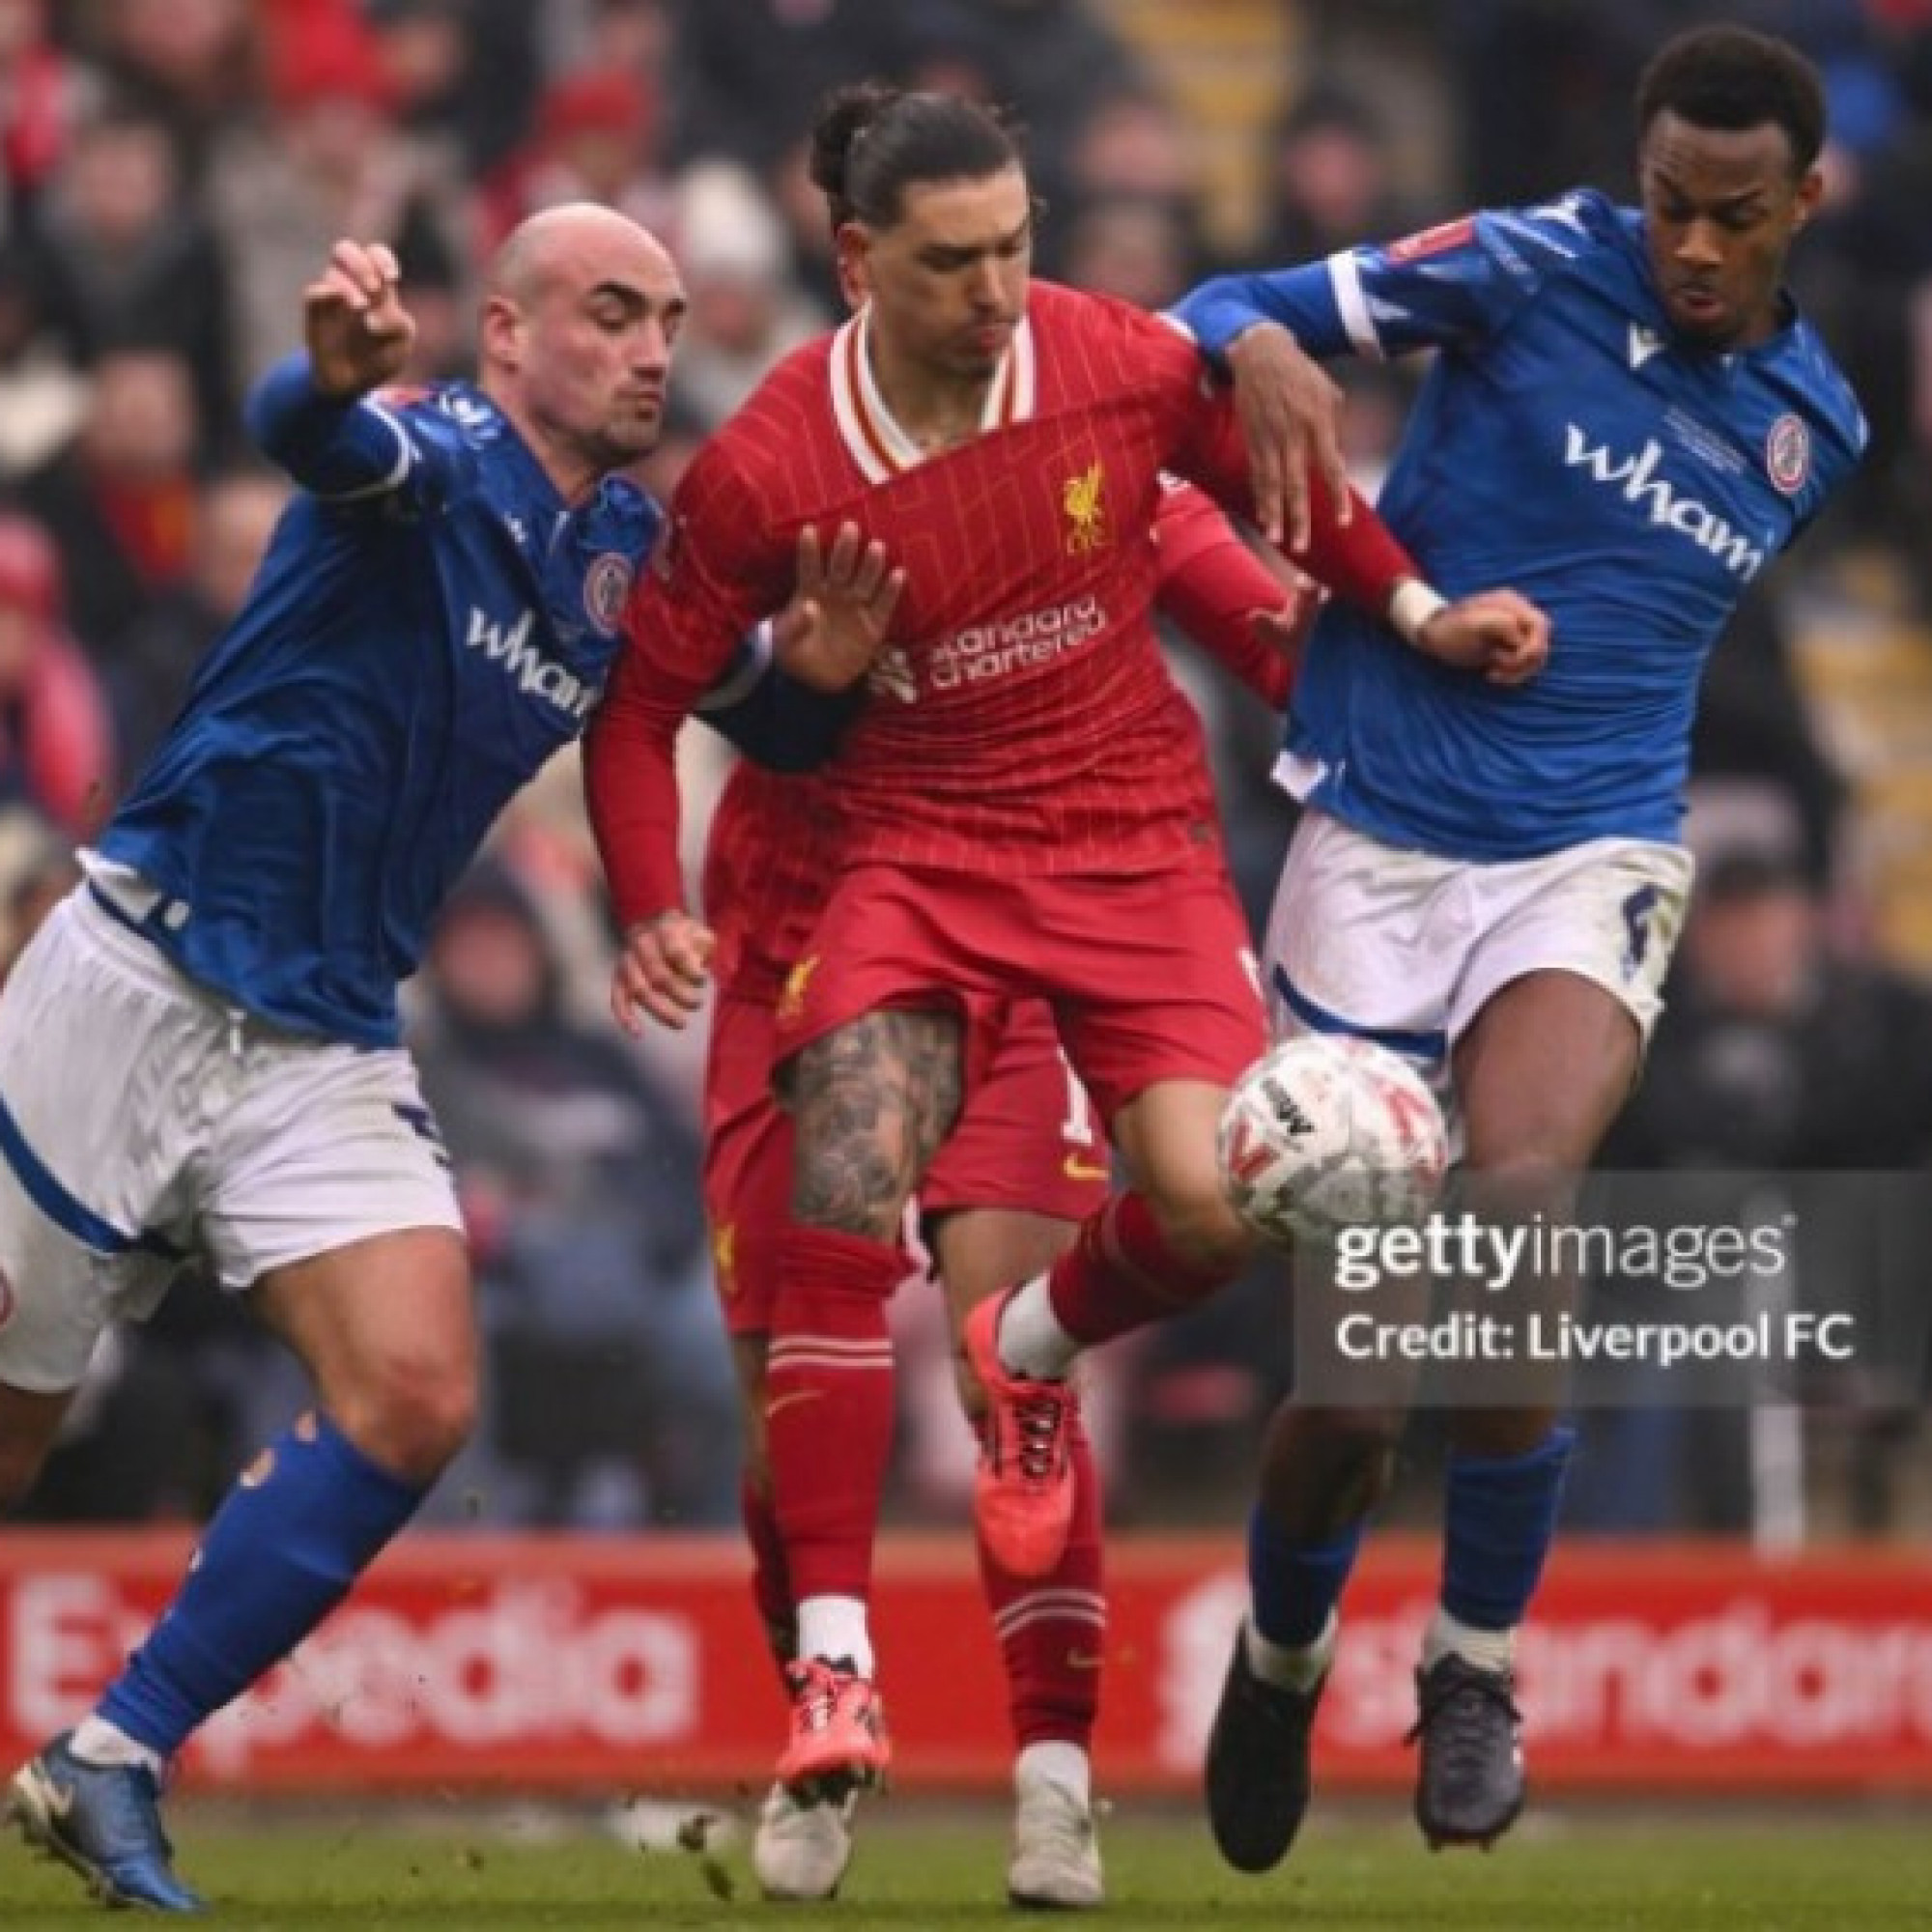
[[1224, 321, 1350, 554], [303, 239, 417, 401], [1414, 589, 1550, 686], [772, 522, 907, 692]]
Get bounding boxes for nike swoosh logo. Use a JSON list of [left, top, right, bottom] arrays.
[[1062, 1154, 1111, 1182], [765, 1389, 827, 1422], [1065, 1649, 1104, 1671]]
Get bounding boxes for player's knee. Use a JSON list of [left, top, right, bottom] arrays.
[[791, 1164, 905, 1242], [1325, 1405, 1406, 1462], [1299, 1405, 1406, 1507], [333, 1353, 477, 1486], [791, 1140, 917, 1245], [1462, 1148, 1582, 1218]]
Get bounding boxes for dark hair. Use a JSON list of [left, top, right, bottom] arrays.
[[1635, 26, 1826, 175], [809, 81, 1023, 232]]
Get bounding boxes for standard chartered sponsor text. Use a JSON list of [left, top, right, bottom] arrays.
[[929, 595, 1106, 690]]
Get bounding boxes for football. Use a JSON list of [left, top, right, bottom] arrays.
[[1216, 1033, 1449, 1246]]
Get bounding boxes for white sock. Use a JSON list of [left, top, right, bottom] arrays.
[[68, 1716, 164, 1781], [1423, 1605, 1515, 1676], [796, 1595, 874, 1678], [1245, 1609, 1337, 1693], [995, 1275, 1079, 1379], [1015, 1739, 1091, 1804]]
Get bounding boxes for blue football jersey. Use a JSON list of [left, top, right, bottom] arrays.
[[1176, 188, 1866, 860], [98, 356, 661, 1045]]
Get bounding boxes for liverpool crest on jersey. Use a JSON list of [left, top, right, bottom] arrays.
[[778, 954, 820, 1025], [1063, 460, 1108, 554]]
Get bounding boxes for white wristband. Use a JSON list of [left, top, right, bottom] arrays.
[[1388, 579, 1448, 645]]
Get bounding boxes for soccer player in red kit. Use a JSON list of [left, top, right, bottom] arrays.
[[704, 480, 1315, 1904], [585, 83, 1548, 1806]]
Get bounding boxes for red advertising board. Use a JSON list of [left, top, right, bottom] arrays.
[[2, 1531, 1929, 1794]]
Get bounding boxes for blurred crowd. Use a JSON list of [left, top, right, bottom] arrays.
[[3, 0, 1930, 1539]]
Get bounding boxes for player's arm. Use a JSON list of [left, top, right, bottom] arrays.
[[697, 623, 866, 772], [696, 519, 904, 767], [585, 456, 785, 1033], [1174, 208, 1553, 370], [586, 467, 869, 1031], [1151, 478, 1319, 710], [247, 240, 428, 498], [1174, 204, 1581, 557], [584, 582, 720, 1037], [1173, 360, 1549, 687]]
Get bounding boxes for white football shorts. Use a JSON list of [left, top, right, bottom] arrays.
[[0, 887, 461, 1394], [1261, 809, 1694, 1134]]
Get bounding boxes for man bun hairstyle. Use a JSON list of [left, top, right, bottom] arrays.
[[809, 81, 1023, 233], [1636, 25, 1827, 176]]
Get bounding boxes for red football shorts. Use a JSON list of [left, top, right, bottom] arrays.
[[703, 984, 1108, 1335], [771, 857, 1267, 1122]]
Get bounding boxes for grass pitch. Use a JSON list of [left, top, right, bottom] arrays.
[[7, 1801, 1932, 1929]]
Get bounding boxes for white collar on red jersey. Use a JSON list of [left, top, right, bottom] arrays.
[[828, 302, 1037, 483]]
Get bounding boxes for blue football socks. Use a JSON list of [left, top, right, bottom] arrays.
[[1248, 1503, 1366, 1651], [1440, 1425, 1576, 1632], [99, 1414, 423, 1758]]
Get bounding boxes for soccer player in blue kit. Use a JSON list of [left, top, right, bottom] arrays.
[[1169, 25, 1866, 1866], [0, 205, 692, 1912]]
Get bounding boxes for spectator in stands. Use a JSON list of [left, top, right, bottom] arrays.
[[109, 469, 288, 773], [0, 514, 115, 836], [666, 161, 826, 430], [366, 0, 542, 179], [412, 859, 734, 1528], [207, 18, 468, 389], [1058, 83, 1207, 282], [14, 346, 200, 663], [538, 0, 673, 97], [86, 0, 256, 184], [917, 0, 1146, 225], [0, 0, 90, 234], [33, 101, 236, 454], [1441, 0, 1672, 205], [1614, 807, 1932, 1188], [0, 240, 89, 487], [1690, 581, 1848, 886], [477, 67, 673, 255], [1579, 804, 1932, 1534], [1060, 194, 1195, 310], [1243, 83, 1425, 273], [1797, 23, 1932, 600], [665, 0, 921, 175]]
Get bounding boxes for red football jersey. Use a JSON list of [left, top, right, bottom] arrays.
[[701, 760, 832, 998], [699, 482, 1305, 997], [588, 281, 1412, 926]]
